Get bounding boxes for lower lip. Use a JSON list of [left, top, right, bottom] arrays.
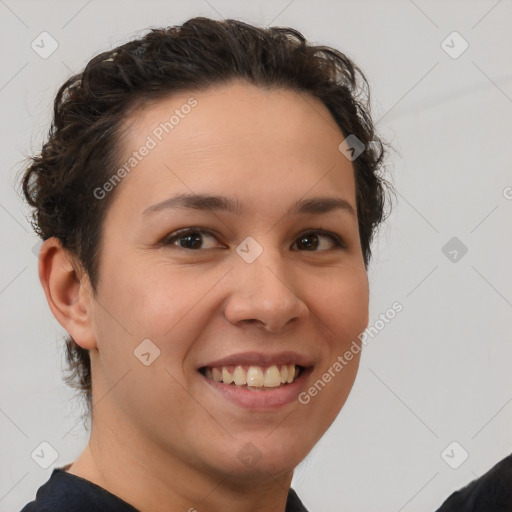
[[200, 369, 311, 409]]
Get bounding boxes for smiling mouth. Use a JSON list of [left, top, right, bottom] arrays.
[[199, 364, 304, 390]]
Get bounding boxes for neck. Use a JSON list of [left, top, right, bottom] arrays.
[[66, 408, 294, 512]]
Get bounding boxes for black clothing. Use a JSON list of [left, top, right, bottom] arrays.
[[19, 466, 309, 512], [434, 452, 512, 512]]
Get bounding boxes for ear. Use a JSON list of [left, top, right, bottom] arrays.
[[38, 237, 97, 350]]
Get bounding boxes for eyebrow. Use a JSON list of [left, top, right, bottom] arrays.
[[142, 193, 356, 217]]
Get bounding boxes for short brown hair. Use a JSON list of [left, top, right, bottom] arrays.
[[21, 16, 394, 421]]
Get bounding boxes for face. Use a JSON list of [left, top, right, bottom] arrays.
[[87, 80, 369, 481]]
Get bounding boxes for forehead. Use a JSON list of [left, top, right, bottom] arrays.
[[114, 80, 356, 214]]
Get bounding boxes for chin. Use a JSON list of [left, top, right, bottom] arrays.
[[217, 431, 312, 479]]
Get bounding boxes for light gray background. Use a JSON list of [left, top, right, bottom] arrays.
[[1, 1, 511, 511]]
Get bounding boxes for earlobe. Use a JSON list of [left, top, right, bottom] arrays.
[[38, 237, 98, 350]]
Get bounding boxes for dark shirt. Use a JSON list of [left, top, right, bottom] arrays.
[[19, 466, 309, 512], [434, 452, 512, 512]]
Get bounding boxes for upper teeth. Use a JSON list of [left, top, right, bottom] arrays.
[[204, 364, 299, 388]]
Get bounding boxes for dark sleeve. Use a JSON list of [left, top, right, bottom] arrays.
[[434, 453, 512, 512]]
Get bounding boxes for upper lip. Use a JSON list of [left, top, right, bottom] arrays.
[[198, 351, 314, 369]]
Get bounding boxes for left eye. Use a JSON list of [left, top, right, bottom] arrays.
[[161, 229, 344, 251], [292, 231, 344, 251]]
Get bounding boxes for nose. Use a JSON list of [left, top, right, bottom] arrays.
[[224, 248, 309, 332]]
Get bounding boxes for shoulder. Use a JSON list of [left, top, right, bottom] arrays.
[[22, 468, 307, 512], [434, 452, 512, 512], [286, 487, 309, 512], [18, 467, 140, 512]]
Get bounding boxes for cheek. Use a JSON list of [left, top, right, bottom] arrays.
[[89, 269, 198, 420], [303, 268, 367, 415], [92, 262, 224, 381], [315, 267, 369, 341], [96, 257, 199, 334]]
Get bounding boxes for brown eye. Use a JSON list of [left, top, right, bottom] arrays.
[[294, 231, 345, 251], [162, 229, 221, 250]]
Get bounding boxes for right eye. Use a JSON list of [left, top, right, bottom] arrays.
[[160, 228, 224, 250]]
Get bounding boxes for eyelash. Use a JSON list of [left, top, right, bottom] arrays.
[[160, 227, 346, 251]]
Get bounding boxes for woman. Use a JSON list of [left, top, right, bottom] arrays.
[[19, 16, 391, 512]]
